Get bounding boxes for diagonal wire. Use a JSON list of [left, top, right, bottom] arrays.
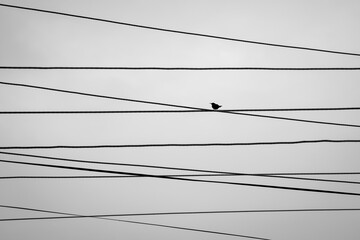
[[5, 172, 360, 178], [1, 174, 360, 185], [1, 158, 360, 196], [0, 205, 269, 240], [1, 81, 360, 128], [1, 204, 360, 222], [1, 150, 360, 185], [0, 3, 359, 57]]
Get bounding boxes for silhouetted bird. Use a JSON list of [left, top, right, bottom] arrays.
[[210, 102, 222, 110]]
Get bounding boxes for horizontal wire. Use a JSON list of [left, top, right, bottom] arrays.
[[1, 107, 360, 114], [1, 205, 360, 222], [0, 3, 359, 57], [1, 81, 359, 128], [1, 66, 360, 70], [1, 151, 359, 185], [0, 205, 268, 240], [1, 158, 360, 196], [1, 139, 360, 150]]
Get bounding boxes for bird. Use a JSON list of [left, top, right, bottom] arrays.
[[210, 102, 222, 110]]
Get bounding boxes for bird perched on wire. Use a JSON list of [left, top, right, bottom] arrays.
[[210, 102, 222, 110]]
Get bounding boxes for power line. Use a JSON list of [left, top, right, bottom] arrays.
[[1, 158, 360, 196], [258, 175, 360, 185], [1, 107, 360, 114], [0, 205, 268, 240], [1, 174, 360, 185], [1, 66, 360, 70], [0, 3, 359, 57], [1, 81, 359, 128], [1, 205, 360, 222], [0, 175, 129, 179], [3, 172, 360, 177], [1, 139, 360, 150], [0, 81, 189, 110], [1, 81, 359, 129], [1, 151, 359, 185]]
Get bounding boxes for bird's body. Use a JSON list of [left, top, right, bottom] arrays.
[[210, 102, 222, 110]]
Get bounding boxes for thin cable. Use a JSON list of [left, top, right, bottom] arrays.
[[1, 66, 360, 70], [270, 172, 360, 176], [1, 81, 359, 129], [0, 158, 360, 196], [0, 175, 131, 179], [1, 107, 360, 114], [1, 205, 360, 222], [0, 205, 268, 240], [1, 139, 360, 150], [0, 3, 359, 57], [1, 174, 360, 185], [2, 171, 360, 178], [259, 175, 360, 185], [1, 151, 359, 185]]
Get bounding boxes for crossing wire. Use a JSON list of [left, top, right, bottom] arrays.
[[1, 81, 359, 128], [1, 158, 360, 197], [0, 205, 268, 240], [1, 107, 360, 114], [0, 3, 359, 57], [1, 150, 360, 185], [1, 205, 360, 222], [1, 174, 360, 185]]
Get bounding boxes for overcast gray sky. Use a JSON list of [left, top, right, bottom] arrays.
[[0, 1, 360, 239]]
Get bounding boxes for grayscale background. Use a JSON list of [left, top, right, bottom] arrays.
[[0, 1, 360, 239]]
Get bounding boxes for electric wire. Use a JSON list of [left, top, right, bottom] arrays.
[[1, 158, 360, 196], [0, 3, 358, 237], [1, 139, 360, 150], [1, 151, 359, 185], [0, 3, 359, 57], [1, 66, 360, 70], [1, 81, 359, 129], [1, 174, 360, 185], [0, 205, 268, 240], [3, 172, 360, 177], [1, 107, 360, 114], [1, 205, 360, 222]]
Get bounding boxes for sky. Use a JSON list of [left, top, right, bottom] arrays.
[[0, 1, 360, 239]]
